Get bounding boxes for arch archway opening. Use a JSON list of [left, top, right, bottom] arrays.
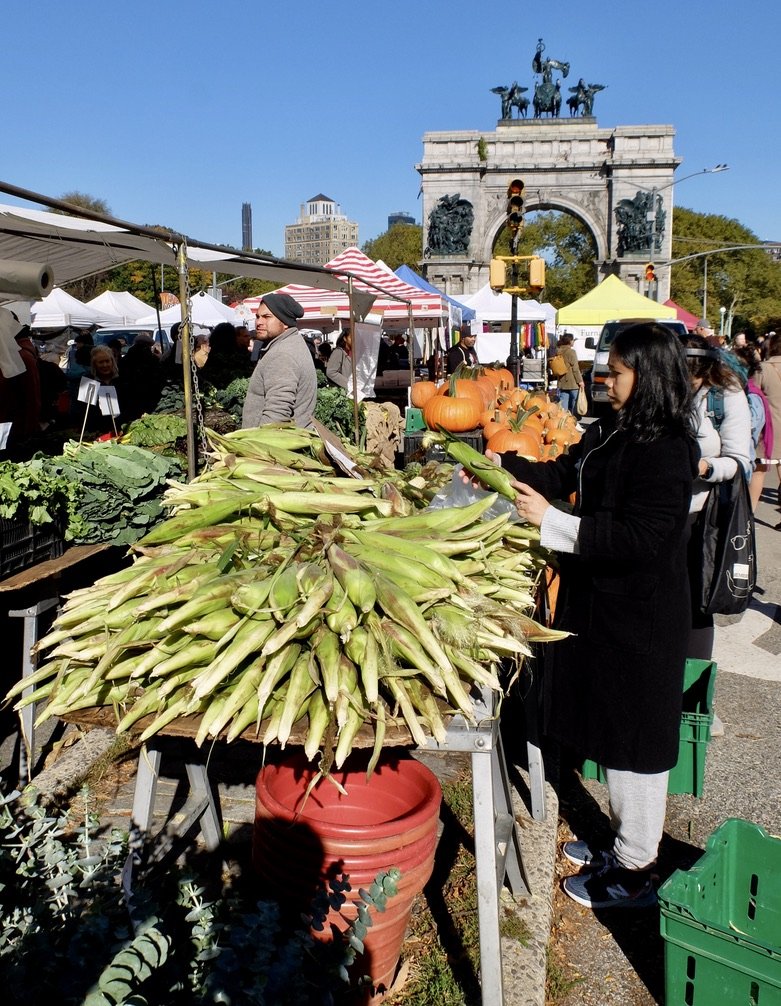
[[491, 209, 599, 306]]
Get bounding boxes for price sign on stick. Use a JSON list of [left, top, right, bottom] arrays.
[[98, 386, 120, 436], [77, 378, 99, 444], [0, 422, 11, 450]]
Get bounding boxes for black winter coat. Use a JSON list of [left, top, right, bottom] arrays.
[[502, 418, 697, 772]]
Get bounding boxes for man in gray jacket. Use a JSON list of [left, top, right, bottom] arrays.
[[241, 293, 317, 429]]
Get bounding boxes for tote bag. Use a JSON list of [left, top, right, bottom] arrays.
[[575, 386, 588, 416], [695, 462, 757, 616]]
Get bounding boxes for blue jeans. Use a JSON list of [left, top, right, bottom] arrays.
[[560, 387, 579, 413]]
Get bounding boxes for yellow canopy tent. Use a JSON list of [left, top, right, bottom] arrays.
[[556, 275, 677, 327]]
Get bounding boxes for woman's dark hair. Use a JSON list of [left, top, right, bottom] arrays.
[[558, 332, 574, 346], [681, 332, 743, 390], [766, 332, 781, 357], [208, 322, 237, 357], [731, 344, 761, 379], [336, 330, 351, 350], [318, 343, 333, 361], [611, 323, 693, 442]]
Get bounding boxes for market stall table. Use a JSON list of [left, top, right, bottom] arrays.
[[0, 544, 126, 781], [68, 689, 541, 1006]]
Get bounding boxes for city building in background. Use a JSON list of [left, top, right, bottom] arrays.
[[284, 194, 358, 265], [241, 202, 252, 251], [388, 211, 416, 228]]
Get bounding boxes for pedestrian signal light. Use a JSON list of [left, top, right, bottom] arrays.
[[529, 257, 546, 291], [645, 262, 656, 283], [506, 178, 525, 235], [489, 258, 507, 291]]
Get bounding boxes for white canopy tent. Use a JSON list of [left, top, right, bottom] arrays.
[[87, 290, 153, 324], [459, 284, 547, 323], [30, 287, 118, 329], [136, 290, 239, 330]]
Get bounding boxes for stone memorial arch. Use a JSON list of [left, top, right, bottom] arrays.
[[417, 118, 680, 304]]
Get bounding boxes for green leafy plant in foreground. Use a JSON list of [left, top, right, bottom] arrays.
[[0, 784, 399, 1005]]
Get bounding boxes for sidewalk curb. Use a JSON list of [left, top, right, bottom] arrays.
[[503, 771, 558, 1006]]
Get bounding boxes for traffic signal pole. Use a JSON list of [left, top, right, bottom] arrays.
[[509, 234, 521, 387]]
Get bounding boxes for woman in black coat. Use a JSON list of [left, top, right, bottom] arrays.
[[493, 323, 697, 910]]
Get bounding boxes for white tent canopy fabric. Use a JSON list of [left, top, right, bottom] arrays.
[[459, 284, 547, 323], [136, 291, 239, 329], [30, 287, 118, 329], [0, 198, 352, 296], [86, 290, 154, 324]]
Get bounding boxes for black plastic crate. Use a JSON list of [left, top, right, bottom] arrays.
[[403, 429, 484, 467], [0, 515, 66, 579]]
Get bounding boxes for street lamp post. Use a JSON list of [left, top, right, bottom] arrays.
[[646, 164, 729, 301], [719, 305, 726, 339]]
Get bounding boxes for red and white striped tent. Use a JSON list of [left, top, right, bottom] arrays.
[[242, 247, 447, 323]]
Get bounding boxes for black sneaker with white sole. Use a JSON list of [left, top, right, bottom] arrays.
[[562, 861, 657, 910], [561, 840, 612, 870]]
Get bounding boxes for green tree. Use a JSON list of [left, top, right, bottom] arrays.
[[671, 208, 781, 336], [493, 211, 597, 306], [362, 223, 423, 271]]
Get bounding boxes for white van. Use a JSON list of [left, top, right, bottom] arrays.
[[586, 318, 687, 415]]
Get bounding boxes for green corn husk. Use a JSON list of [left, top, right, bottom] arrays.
[[432, 430, 517, 500]]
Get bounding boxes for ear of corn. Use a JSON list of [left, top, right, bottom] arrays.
[[15, 421, 568, 775]]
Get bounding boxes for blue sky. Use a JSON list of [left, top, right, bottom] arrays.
[[1, 0, 777, 257]]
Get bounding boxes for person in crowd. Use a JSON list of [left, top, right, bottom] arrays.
[[0, 323, 42, 447], [733, 344, 774, 511], [235, 326, 252, 353], [392, 334, 410, 368], [117, 334, 163, 423], [107, 338, 125, 368], [755, 330, 781, 525], [553, 332, 584, 413], [241, 293, 316, 428], [326, 329, 353, 390], [317, 342, 333, 371], [446, 326, 478, 374], [731, 331, 747, 350], [471, 323, 698, 909], [682, 333, 752, 662], [70, 345, 121, 433], [37, 352, 68, 428], [200, 321, 253, 389]]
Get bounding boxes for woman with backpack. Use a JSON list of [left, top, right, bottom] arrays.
[[681, 334, 753, 663]]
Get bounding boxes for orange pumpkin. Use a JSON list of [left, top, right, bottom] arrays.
[[483, 414, 510, 440], [423, 394, 481, 433], [410, 381, 439, 409], [486, 426, 541, 459]]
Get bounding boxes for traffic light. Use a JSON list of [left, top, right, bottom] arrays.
[[489, 258, 507, 291], [645, 262, 656, 284], [506, 178, 525, 236], [529, 257, 546, 291]]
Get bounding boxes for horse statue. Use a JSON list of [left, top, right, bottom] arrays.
[[531, 38, 569, 117], [567, 78, 606, 116], [490, 81, 530, 119]]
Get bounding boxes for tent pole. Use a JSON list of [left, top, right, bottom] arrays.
[[348, 277, 360, 446], [177, 243, 197, 480], [407, 305, 415, 401]]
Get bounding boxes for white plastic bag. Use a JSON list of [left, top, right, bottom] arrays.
[[426, 465, 521, 522]]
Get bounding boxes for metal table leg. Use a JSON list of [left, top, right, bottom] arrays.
[[129, 739, 222, 861], [9, 597, 60, 783]]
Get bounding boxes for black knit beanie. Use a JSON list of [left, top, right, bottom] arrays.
[[261, 293, 304, 328]]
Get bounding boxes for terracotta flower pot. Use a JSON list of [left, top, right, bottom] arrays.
[[253, 752, 442, 992]]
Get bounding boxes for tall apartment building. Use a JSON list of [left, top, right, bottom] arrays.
[[284, 194, 359, 266], [388, 211, 415, 228]]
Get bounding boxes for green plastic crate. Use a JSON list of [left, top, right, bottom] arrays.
[[659, 818, 781, 1005], [404, 407, 426, 433], [581, 659, 717, 797]]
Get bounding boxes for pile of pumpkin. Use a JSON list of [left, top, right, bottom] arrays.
[[410, 364, 582, 460]]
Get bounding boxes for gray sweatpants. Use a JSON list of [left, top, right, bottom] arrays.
[[604, 768, 669, 870]]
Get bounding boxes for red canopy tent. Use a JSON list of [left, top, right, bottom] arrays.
[[242, 247, 446, 323], [664, 299, 700, 331]]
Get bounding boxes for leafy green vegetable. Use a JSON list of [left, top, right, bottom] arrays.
[[314, 386, 366, 444], [122, 413, 188, 447], [0, 460, 75, 526]]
